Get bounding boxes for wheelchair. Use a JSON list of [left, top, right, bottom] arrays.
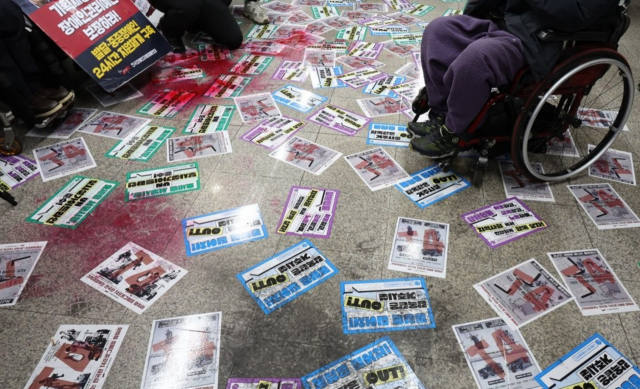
[[411, 6, 634, 186]]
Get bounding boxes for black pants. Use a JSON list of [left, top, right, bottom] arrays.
[[151, 0, 244, 50], [0, 0, 42, 98]]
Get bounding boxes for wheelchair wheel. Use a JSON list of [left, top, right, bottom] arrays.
[[512, 50, 634, 181], [0, 138, 22, 156]]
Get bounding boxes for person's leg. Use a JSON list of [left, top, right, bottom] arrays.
[[443, 33, 525, 136], [194, 0, 243, 50], [150, 0, 202, 52], [410, 32, 525, 158], [0, 0, 41, 97], [421, 16, 500, 116]]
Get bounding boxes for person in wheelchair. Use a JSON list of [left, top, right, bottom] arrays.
[[409, 0, 623, 159], [0, 0, 74, 120]]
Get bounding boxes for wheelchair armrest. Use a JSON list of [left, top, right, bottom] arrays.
[[537, 29, 610, 42]]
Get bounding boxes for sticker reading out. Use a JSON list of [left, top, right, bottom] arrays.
[[237, 240, 338, 314], [341, 278, 435, 334], [535, 333, 640, 389], [182, 204, 268, 256], [301, 337, 425, 389]]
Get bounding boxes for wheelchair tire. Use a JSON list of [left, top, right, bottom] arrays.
[[0, 138, 22, 156], [511, 49, 634, 182]]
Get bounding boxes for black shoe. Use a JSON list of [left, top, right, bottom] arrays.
[[35, 86, 74, 105], [409, 124, 460, 158], [27, 95, 63, 118], [167, 37, 186, 53], [412, 87, 429, 115], [407, 112, 444, 137]]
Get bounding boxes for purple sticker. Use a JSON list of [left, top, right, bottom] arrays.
[[276, 186, 339, 239], [240, 116, 305, 150], [226, 378, 303, 389], [461, 197, 547, 248]]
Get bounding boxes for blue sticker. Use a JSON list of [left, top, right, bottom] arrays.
[[366, 123, 413, 148], [182, 203, 268, 256], [237, 240, 338, 314], [302, 337, 426, 389], [536, 333, 640, 388], [341, 278, 435, 334], [272, 85, 329, 113], [395, 164, 470, 208]]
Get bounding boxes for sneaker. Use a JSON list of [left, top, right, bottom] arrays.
[[35, 86, 74, 105], [26, 95, 63, 118], [244, 1, 269, 25], [407, 112, 444, 137], [411, 87, 429, 115], [409, 124, 460, 158]]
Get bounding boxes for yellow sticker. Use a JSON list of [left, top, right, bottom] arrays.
[[344, 296, 384, 312], [363, 364, 406, 386], [476, 223, 505, 233], [559, 382, 597, 389], [186, 227, 223, 236], [250, 273, 289, 293]]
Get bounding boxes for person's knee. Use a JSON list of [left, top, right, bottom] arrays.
[[219, 29, 243, 50]]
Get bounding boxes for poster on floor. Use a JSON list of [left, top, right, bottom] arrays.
[[22, 324, 128, 389], [182, 204, 268, 256], [81, 242, 187, 314], [183, 105, 236, 134], [362, 76, 406, 97], [307, 104, 371, 136], [26, 176, 118, 228], [367, 123, 413, 148], [106, 125, 175, 161], [125, 163, 200, 201], [230, 54, 274, 75], [276, 186, 340, 239], [0, 155, 39, 192], [77, 111, 151, 139], [272, 85, 328, 113], [345, 147, 409, 191], [587, 145, 636, 185], [138, 90, 196, 118], [535, 333, 640, 389], [461, 197, 547, 248], [388, 217, 449, 278], [226, 378, 303, 388], [26, 108, 97, 139], [303, 49, 336, 67], [336, 66, 388, 88], [234, 93, 282, 123], [301, 337, 425, 389], [396, 164, 470, 208], [86, 83, 142, 107], [547, 249, 639, 316], [474, 258, 573, 330], [309, 67, 346, 89], [341, 278, 435, 334], [16, 0, 171, 91], [167, 132, 233, 162], [272, 61, 310, 83], [0, 241, 47, 307], [452, 318, 541, 389], [237, 240, 338, 314], [498, 161, 555, 202], [568, 183, 640, 229], [545, 130, 580, 158], [357, 96, 406, 117], [151, 65, 205, 84], [33, 138, 97, 182], [242, 117, 305, 151], [269, 136, 342, 175], [141, 312, 221, 389], [346, 41, 384, 59], [205, 75, 252, 98]]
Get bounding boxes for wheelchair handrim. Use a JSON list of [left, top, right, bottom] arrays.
[[521, 57, 634, 182]]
